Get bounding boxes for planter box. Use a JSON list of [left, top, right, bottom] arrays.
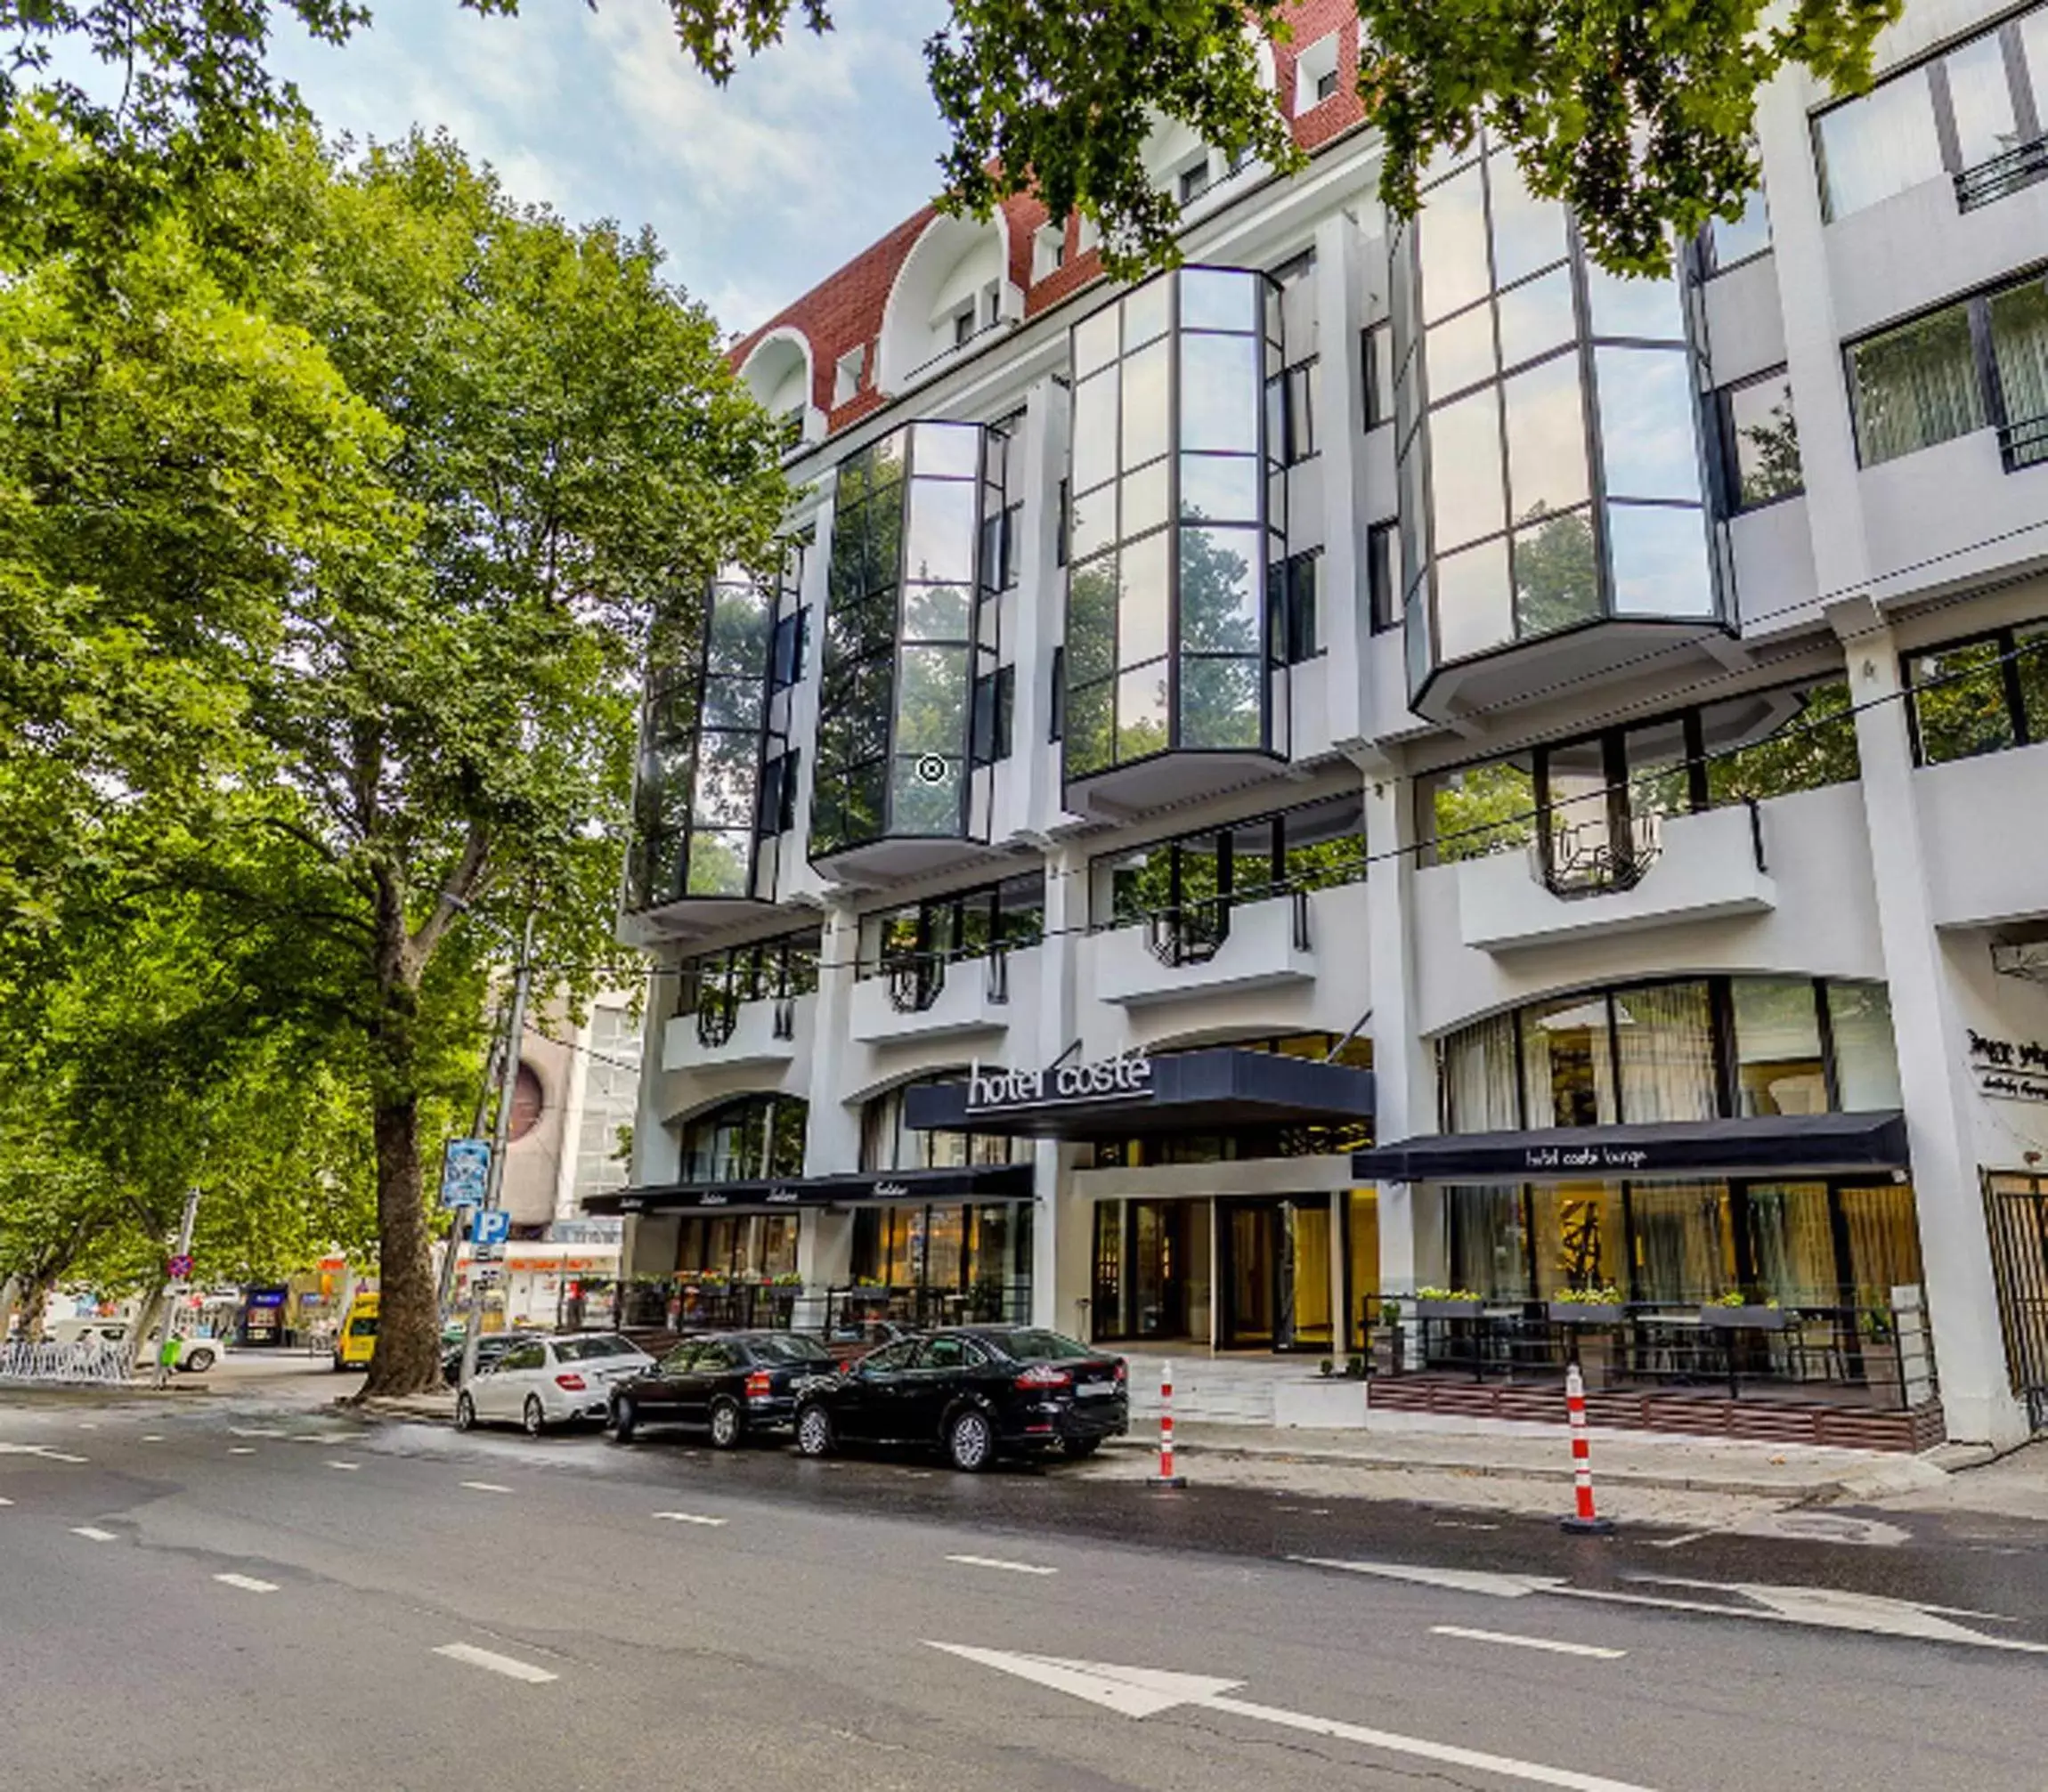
[[1414, 1300, 1483, 1320], [1698, 1305, 1788, 1330], [1548, 1302, 1626, 1325]]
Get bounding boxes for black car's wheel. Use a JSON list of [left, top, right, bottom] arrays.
[[523, 1394, 547, 1438], [607, 1396, 638, 1443], [455, 1391, 476, 1431], [946, 1407, 996, 1473], [795, 1402, 834, 1457], [1062, 1435, 1103, 1460], [184, 1348, 215, 1373], [708, 1397, 744, 1450]]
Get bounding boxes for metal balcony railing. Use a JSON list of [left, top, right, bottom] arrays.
[[1145, 896, 1230, 966], [694, 990, 739, 1048], [772, 995, 798, 1041], [1998, 413, 2048, 474], [878, 945, 1012, 1014], [1533, 809, 1662, 898], [1955, 135, 2048, 212]]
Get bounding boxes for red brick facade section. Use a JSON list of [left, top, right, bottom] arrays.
[[729, 0, 1369, 435]]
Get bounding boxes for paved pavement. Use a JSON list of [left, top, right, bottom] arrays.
[[3, 1377, 2046, 1791]]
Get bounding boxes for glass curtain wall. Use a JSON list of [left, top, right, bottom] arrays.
[[1094, 791, 1366, 926], [812, 421, 997, 856], [627, 562, 785, 908], [1064, 266, 1288, 784], [1392, 133, 1719, 704]]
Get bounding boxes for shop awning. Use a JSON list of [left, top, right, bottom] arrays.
[[588, 1161, 1035, 1218], [905, 1048, 1375, 1141], [1352, 1110, 1911, 1185]]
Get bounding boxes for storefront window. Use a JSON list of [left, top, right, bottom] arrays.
[[1613, 981, 1719, 1124], [1731, 977, 1828, 1115], [1743, 1182, 1838, 1309], [1628, 1181, 1735, 1301], [861, 1077, 1023, 1171], [1443, 1011, 1520, 1131], [1448, 1185, 1531, 1300], [1520, 993, 1619, 1128], [1531, 1182, 1626, 1296], [675, 1093, 808, 1183], [1826, 983, 1904, 1108]]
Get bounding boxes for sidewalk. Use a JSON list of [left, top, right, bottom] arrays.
[[344, 1391, 455, 1423]]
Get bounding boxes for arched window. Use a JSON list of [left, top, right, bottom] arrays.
[[860, 1075, 1022, 1171], [676, 1093, 809, 1183]]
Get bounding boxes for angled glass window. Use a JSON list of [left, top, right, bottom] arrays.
[[1720, 370, 1804, 509], [1062, 265, 1288, 787]]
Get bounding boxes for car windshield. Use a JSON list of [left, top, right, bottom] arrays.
[[745, 1335, 833, 1366], [553, 1334, 641, 1363], [991, 1329, 1093, 1362]]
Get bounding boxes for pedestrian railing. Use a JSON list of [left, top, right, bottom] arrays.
[[0, 1340, 133, 1385]]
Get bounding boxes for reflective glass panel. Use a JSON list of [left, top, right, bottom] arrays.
[[1419, 162, 1491, 324], [1827, 983, 1902, 1109], [1427, 386, 1506, 550], [1178, 526, 1263, 653], [2028, 10, 2048, 131], [1067, 554, 1118, 683], [1118, 531, 1171, 664], [1613, 981, 1718, 1124], [1124, 278, 1172, 350], [1433, 537, 1514, 662], [1817, 74, 1943, 219], [1707, 188, 1771, 267], [1179, 267, 1258, 333], [1727, 375, 1803, 507], [1180, 657, 1263, 749], [903, 478, 978, 584], [1848, 303, 1984, 465], [1945, 32, 2020, 170], [1502, 353, 1589, 523], [1606, 503, 1715, 617], [1512, 507, 1599, 638], [1179, 332, 1263, 451], [1070, 482, 1116, 561], [902, 580, 970, 640], [1066, 678, 1113, 773], [1596, 347, 1702, 501], [1121, 337, 1171, 470], [891, 753, 963, 833], [1520, 992, 1619, 1127], [1426, 303, 1497, 401], [1117, 661, 1170, 758], [1988, 280, 2048, 435], [1495, 269, 1575, 369], [1487, 156, 1568, 286], [1179, 453, 1261, 524], [1907, 637, 2018, 762], [913, 423, 981, 480], [1586, 264, 1685, 342], [1121, 458, 1173, 538], [1732, 977, 1826, 1116], [1072, 370, 1118, 495], [894, 645, 968, 753], [1074, 306, 1120, 379]]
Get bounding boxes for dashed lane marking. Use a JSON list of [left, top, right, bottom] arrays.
[[0, 1444, 88, 1464], [459, 1481, 513, 1494], [214, 1573, 280, 1594], [0, 1496, 13, 1506], [652, 1512, 727, 1526], [228, 1447, 257, 1455], [1432, 1626, 1627, 1660], [71, 1527, 117, 1543], [141, 1435, 166, 1443], [946, 1554, 1058, 1577], [434, 1643, 558, 1683], [327, 1461, 362, 1472]]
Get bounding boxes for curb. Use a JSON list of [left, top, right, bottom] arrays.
[[337, 1395, 455, 1424], [1098, 1434, 1852, 1500]]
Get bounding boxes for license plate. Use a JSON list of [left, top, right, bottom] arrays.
[[1077, 1381, 1115, 1399]]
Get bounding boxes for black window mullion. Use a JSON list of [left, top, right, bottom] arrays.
[[1814, 976, 1843, 1113], [1710, 976, 1738, 1119], [1998, 627, 2033, 744], [1684, 709, 1710, 811], [1968, 292, 2008, 428], [1605, 990, 1628, 1125]]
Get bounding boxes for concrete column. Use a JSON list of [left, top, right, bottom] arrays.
[[1313, 208, 1369, 747], [1009, 376, 1069, 836], [1833, 601, 2028, 1446], [1357, 747, 1447, 1296], [1035, 840, 1085, 1331]]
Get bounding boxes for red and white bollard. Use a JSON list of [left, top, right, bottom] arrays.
[[1559, 1361, 1614, 1534], [1147, 1367, 1187, 1488]]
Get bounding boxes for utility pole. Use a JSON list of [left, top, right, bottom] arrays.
[[435, 997, 510, 1321], [147, 1187, 203, 1373], [458, 909, 538, 1389]]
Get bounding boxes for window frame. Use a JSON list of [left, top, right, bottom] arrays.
[[1715, 364, 1805, 513], [1367, 519, 1401, 634], [1902, 621, 2047, 762]]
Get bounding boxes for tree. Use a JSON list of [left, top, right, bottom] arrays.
[[6, 0, 1902, 283]]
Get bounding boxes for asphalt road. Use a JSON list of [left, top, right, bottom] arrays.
[[3, 1382, 2045, 1792]]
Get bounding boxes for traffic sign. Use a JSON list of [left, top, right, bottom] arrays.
[[473, 1208, 510, 1248], [439, 1138, 491, 1208], [167, 1253, 193, 1281]]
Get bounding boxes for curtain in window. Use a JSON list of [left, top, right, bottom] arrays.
[[1745, 1183, 1837, 1307], [1629, 1181, 1734, 1302], [1825, 983, 1903, 1109], [1990, 280, 2048, 429], [1613, 981, 1719, 1123], [1838, 1184, 1925, 1310], [1520, 994, 1619, 1127], [1443, 1012, 1521, 1132], [1849, 304, 1985, 465], [1447, 1184, 1530, 1299]]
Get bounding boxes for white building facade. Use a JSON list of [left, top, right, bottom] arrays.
[[601, 0, 2048, 1448]]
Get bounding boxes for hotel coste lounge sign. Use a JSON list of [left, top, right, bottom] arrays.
[[1968, 1029, 2048, 1104], [965, 1050, 1153, 1115]]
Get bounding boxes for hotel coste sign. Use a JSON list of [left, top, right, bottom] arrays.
[[1968, 1029, 2048, 1104], [965, 1050, 1153, 1115]]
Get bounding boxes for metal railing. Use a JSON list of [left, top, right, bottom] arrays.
[[1955, 135, 2048, 212], [1140, 882, 1316, 966], [0, 1341, 133, 1385], [695, 988, 739, 1048], [823, 1279, 1033, 1336], [614, 1278, 805, 1334], [1998, 413, 2048, 474], [1375, 1296, 1933, 1409], [1533, 808, 1662, 897], [878, 945, 1012, 1014], [772, 995, 797, 1040]]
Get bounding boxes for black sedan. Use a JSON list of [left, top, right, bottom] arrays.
[[792, 1327, 1128, 1472], [606, 1331, 837, 1448]]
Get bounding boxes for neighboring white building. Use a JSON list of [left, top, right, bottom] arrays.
[[600, 0, 2048, 1448]]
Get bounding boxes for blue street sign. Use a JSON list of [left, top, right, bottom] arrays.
[[473, 1208, 510, 1248], [439, 1139, 490, 1209]]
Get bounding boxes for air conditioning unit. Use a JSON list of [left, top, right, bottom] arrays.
[[1991, 942, 2048, 983]]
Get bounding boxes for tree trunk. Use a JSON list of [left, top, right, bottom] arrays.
[[0, 1275, 19, 1338], [359, 1086, 441, 1397], [128, 1285, 169, 1375]]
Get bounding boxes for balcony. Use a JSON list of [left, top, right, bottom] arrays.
[[661, 993, 809, 1074], [1955, 136, 2048, 214], [1093, 889, 1315, 1008], [1918, 740, 2048, 929], [1998, 414, 2048, 474], [849, 948, 1015, 1045], [1458, 802, 1775, 953]]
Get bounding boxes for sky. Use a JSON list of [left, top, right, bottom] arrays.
[[266, 0, 955, 336]]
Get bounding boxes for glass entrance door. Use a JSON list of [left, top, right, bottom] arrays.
[[1093, 1199, 1199, 1340], [1221, 1197, 1335, 1351], [1286, 1201, 1334, 1350]]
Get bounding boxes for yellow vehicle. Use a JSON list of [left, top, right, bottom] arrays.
[[332, 1293, 379, 1371]]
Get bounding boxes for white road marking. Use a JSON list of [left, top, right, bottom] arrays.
[[227, 1447, 257, 1455], [1290, 1557, 1559, 1599], [0, 1443, 88, 1464], [327, 1461, 362, 1472], [1432, 1626, 1627, 1660], [71, 1526, 117, 1542], [946, 1554, 1058, 1577], [230, 1427, 288, 1439], [214, 1573, 280, 1594], [652, 1512, 727, 1527], [0, 1496, 13, 1506], [77, 1422, 99, 1431], [459, 1481, 513, 1494], [1649, 1532, 1709, 1550], [928, 1643, 1660, 1791], [434, 1643, 558, 1683], [141, 1435, 166, 1443], [1434, 1520, 1502, 1533]]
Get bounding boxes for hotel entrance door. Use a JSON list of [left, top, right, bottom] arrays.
[[1091, 1199, 1205, 1340], [1218, 1197, 1334, 1351]]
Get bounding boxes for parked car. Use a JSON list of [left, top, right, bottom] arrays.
[[332, 1293, 378, 1371], [439, 1328, 548, 1387], [607, 1331, 838, 1448], [52, 1320, 226, 1373], [453, 1333, 654, 1436], [792, 1327, 1128, 1472], [820, 1316, 917, 1366]]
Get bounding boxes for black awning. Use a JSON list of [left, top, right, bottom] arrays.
[[589, 1161, 1034, 1218], [1352, 1110, 1911, 1185], [906, 1048, 1374, 1141]]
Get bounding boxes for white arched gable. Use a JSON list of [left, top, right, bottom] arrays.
[[876, 212, 1014, 393], [737, 328, 816, 441]]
